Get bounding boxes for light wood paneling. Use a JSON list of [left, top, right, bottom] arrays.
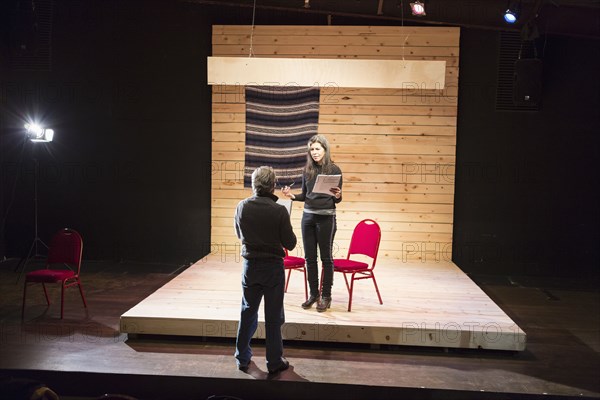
[[120, 257, 526, 351], [211, 45, 458, 57], [211, 26, 459, 262], [212, 25, 460, 36]]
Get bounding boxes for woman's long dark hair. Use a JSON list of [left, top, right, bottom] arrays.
[[305, 134, 335, 180]]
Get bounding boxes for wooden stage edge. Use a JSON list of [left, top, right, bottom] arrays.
[[120, 254, 526, 352]]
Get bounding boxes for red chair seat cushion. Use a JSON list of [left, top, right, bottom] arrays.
[[26, 269, 75, 283], [284, 256, 305, 267], [333, 259, 369, 271]]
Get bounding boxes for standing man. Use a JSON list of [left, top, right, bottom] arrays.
[[234, 166, 297, 374]]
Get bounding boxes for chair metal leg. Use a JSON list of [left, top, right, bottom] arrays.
[[342, 273, 351, 292], [371, 273, 383, 305], [285, 267, 308, 300], [22, 282, 28, 320], [61, 282, 66, 319], [42, 283, 50, 305], [347, 273, 357, 312], [284, 269, 292, 293], [77, 280, 88, 308]]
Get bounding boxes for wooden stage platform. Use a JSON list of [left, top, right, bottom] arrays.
[[120, 255, 526, 351]]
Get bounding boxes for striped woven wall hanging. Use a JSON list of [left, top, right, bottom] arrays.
[[244, 86, 320, 188]]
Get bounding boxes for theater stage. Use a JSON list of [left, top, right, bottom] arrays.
[[120, 255, 526, 352]]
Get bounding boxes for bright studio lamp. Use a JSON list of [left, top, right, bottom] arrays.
[[25, 123, 54, 142]]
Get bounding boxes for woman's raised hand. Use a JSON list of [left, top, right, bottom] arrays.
[[282, 185, 295, 199]]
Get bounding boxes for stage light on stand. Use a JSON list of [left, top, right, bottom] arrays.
[[15, 122, 55, 283], [410, 1, 426, 16], [25, 123, 54, 142]]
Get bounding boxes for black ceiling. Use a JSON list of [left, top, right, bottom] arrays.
[[183, 0, 600, 39]]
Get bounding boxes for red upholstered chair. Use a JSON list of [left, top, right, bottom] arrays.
[[333, 219, 383, 312], [284, 248, 308, 301], [22, 228, 87, 319]]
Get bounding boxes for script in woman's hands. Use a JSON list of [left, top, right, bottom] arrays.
[[313, 174, 341, 195]]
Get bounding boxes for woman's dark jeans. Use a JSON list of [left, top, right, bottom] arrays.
[[301, 212, 337, 298]]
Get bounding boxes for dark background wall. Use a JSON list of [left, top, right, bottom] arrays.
[[1, 1, 598, 277], [453, 30, 600, 278]]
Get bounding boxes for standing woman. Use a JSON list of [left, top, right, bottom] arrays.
[[282, 134, 342, 312]]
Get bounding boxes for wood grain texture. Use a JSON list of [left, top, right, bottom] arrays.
[[211, 25, 459, 260], [120, 257, 526, 351]]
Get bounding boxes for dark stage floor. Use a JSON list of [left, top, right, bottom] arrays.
[[0, 258, 598, 400]]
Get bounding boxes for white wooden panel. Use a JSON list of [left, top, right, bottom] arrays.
[[208, 56, 446, 89]]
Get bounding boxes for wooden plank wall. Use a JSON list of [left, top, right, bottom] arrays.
[[211, 25, 459, 262]]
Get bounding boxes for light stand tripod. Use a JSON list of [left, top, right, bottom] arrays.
[[15, 158, 48, 282], [15, 124, 54, 283], [17, 158, 48, 283]]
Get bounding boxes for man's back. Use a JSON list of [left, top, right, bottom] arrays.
[[234, 194, 296, 259]]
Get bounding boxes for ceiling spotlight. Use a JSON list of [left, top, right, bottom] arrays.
[[304, 0, 310, 9], [410, 1, 426, 16], [25, 123, 54, 142], [504, 0, 521, 24]]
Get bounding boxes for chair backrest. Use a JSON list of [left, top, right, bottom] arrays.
[[47, 228, 83, 273], [347, 219, 381, 267]]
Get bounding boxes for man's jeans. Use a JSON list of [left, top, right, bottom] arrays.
[[235, 257, 286, 370]]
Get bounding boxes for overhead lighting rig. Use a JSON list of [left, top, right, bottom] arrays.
[[504, 0, 521, 24], [410, 1, 426, 16]]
